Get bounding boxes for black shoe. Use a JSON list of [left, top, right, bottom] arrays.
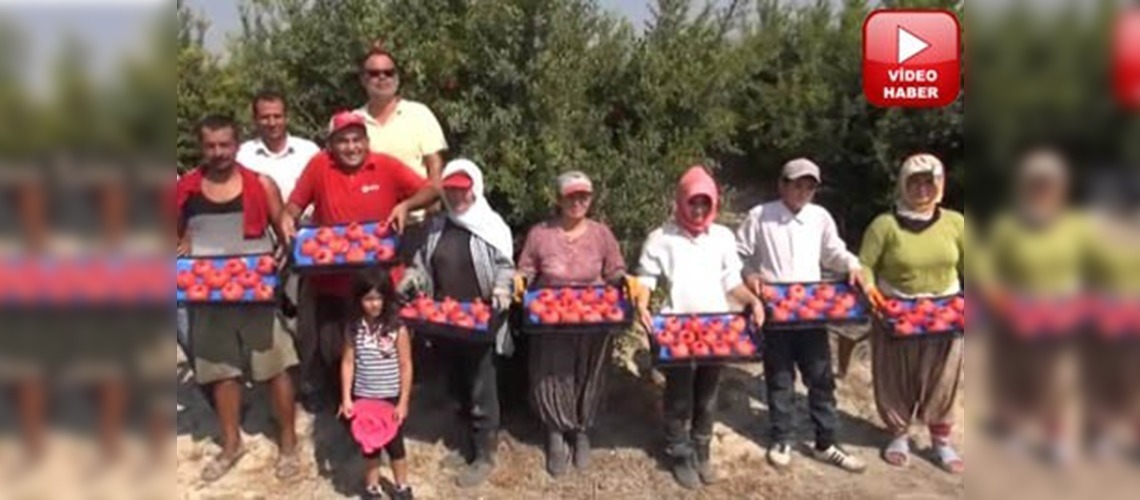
[[694, 441, 719, 484], [456, 459, 493, 488], [546, 430, 570, 477], [671, 454, 701, 490], [457, 431, 497, 488], [391, 485, 415, 500], [572, 431, 591, 469]]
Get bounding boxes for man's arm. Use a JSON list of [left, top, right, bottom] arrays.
[[259, 175, 286, 242], [281, 158, 319, 242], [385, 159, 440, 233], [402, 183, 440, 212], [735, 209, 764, 293], [424, 152, 444, 185], [420, 103, 448, 184]]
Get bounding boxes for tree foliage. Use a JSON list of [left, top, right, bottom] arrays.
[[171, 0, 1131, 253]]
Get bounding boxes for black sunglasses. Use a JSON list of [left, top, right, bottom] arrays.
[[364, 68, 398, 79]]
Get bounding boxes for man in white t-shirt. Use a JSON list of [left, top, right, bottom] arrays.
[[236, 91, 318, 382], [237, 90, 320, 202]]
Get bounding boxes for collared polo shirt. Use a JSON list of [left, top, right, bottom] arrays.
[[236, 135, 320, 200], [353, 99, 448, 179], [289, 151, 426, 227], [735, 201, 862, 283]]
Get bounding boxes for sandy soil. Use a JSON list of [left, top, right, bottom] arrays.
[[174, 326, 965, 500]]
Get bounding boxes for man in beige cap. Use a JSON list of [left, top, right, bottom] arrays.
[[735, 158, 867, 473]]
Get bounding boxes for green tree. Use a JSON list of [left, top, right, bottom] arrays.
[[177, 0, 973, 254], [177, 0, 245, 170], [0, 20, 43, 159], [729, 0, 962, 241]]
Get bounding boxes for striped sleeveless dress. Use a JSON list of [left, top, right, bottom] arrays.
[[351, 319, 402, 400]]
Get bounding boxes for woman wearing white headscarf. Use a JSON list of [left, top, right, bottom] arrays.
[[859, 154, 966, 473], [978, 149, 1095, 466], [400, 159, 514, 488]]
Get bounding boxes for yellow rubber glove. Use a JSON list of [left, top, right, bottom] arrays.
[[624, 275, 648, 307], [866, 287, 887, 311], [512, 274, 527, 304]]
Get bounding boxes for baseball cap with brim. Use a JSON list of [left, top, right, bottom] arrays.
[[441, 172, 474, 190], [781, 158, 821, 182], [327, 111, 367, 137], [350, 399, 400, 454], [557, 171, 594, 196]]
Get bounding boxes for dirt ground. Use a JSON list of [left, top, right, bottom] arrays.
[[174, 326, 965, 500]]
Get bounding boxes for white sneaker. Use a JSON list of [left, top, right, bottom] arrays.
[[813, 445, 866, 473], [767, 443, 793, 468]]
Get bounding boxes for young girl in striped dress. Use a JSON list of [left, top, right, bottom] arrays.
[[340, 269, 414, 500]]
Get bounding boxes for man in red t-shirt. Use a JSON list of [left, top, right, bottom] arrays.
[[282, 111, 438, 409]]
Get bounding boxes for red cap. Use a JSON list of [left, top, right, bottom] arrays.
[[441, 172, 473, 190], [327, 111, 366, 137]]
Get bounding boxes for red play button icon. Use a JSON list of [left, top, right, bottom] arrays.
[[863, 10, 961, 108], [1115, 9, 1140, 110]]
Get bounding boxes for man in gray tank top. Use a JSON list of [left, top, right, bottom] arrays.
[[176, 115, 301, 482]]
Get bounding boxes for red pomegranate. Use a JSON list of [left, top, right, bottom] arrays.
[[313, 248, 336, 265], [399, 306, 419, 320], [345, 222, 366, 241], [205, 270, 231, 290], [176, 270, 197, 290], [253, 283, 275, 301], [345, 246, 368, 263], [191, 259, 214, 276], [375, 244, 396, 262], [315, 227, 336, 245], [221, 282, 245, 301], [187, 283, 211, 301], [237, 270, 262, 288], [256, 255, 276, 275], [300, 238, 321, 257], [224, 258, 247, 275]]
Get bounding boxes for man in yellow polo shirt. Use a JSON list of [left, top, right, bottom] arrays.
[[354, 41, 448, 263]]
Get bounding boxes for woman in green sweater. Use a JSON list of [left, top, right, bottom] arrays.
[[979, 149, 1092, 466], [859, 154, 965, 474], [1080, 195, 1140, 459]]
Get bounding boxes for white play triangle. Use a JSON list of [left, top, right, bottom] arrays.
[[897, 26, 930, 64]]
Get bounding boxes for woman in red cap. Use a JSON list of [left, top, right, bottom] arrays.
[[397, 159, 515, 488], [516, 170, 628, 477]]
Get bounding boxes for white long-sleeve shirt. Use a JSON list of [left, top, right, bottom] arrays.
[[637, 222, 745, 314], [735, 201, 861, 283]]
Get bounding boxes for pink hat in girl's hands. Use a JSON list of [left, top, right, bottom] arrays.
[[350, 399, 401, 454]]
